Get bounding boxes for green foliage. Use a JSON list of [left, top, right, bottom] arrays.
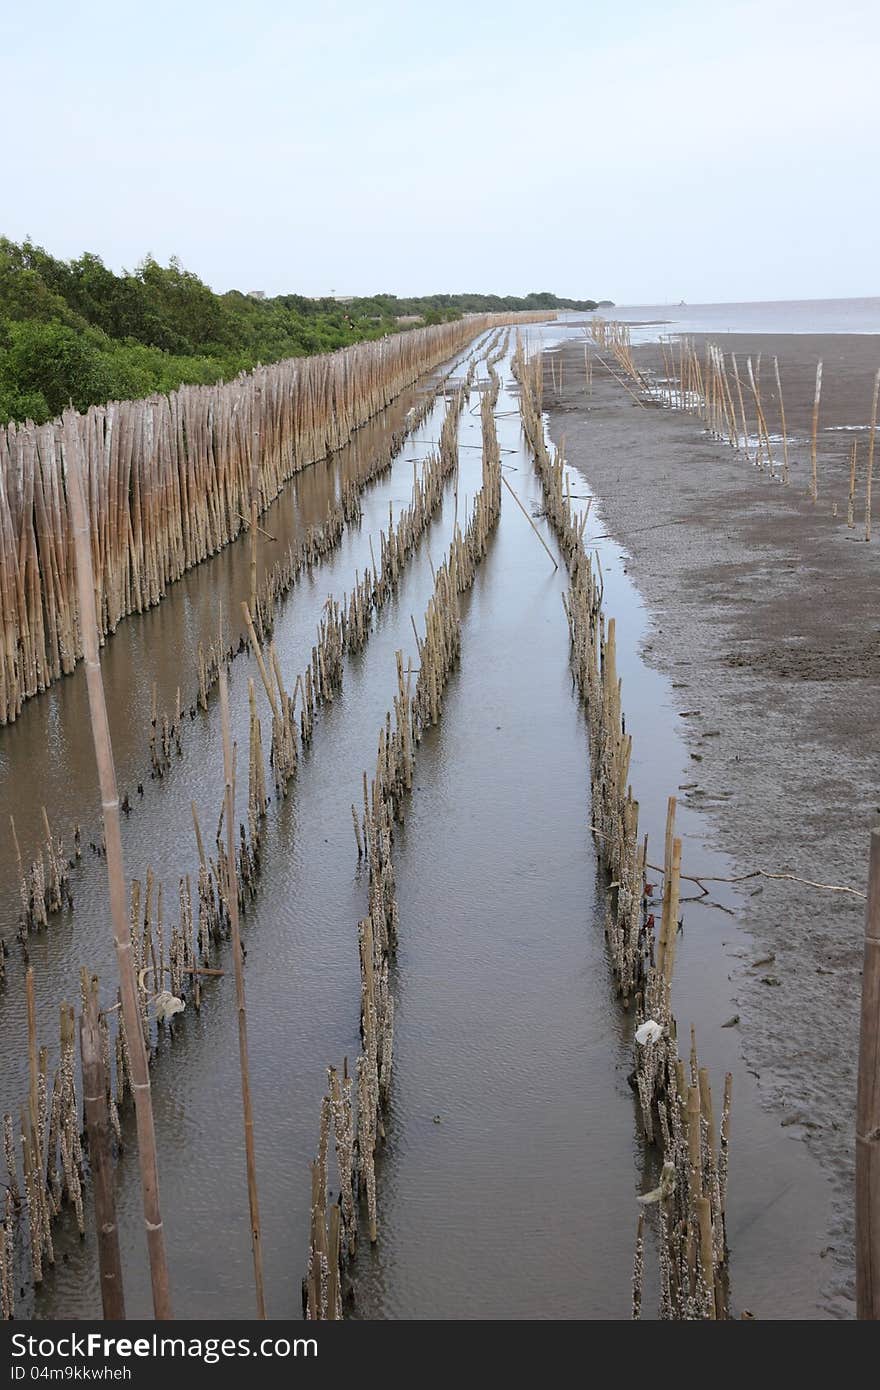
[[2, 320, 116, 418], [0, 237, 599, 426]]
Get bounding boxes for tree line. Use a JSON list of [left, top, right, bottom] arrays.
[[0, 238, 599, 426]]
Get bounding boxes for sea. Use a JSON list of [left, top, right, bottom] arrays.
[[566, 296, 880, 342]]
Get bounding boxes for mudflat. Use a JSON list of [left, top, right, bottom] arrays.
[[641, 332, 880, 485], [545, 333, 880, 1318]]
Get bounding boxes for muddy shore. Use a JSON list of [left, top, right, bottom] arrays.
[[642, 332, 880, 491], [545, 334, 880, 1318]]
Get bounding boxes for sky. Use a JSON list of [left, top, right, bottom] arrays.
[[2, 0, 877, 304]]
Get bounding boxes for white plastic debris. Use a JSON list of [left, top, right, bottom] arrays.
[[635, 1019, 663, 1046], [637, 1161, 676, 1205], [153, 991, 185, 1023]]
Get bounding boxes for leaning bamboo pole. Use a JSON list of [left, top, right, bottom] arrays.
[[66, 415, 173, 1320], [773, 357, 790, 484], [500, 473, 558, 570], [730, 355, 751, 463]]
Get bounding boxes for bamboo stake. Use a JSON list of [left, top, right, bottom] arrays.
[[810, 361, 823, 502], [79, 969, 125, 1319], [218, 669, 267, 1319], [66, 419, 173, 1320], [856, 828, 880, 1319], [25, 967, 39, 1155], [848, 442, 858, 529], [773, 357, 789, 484], [730, 355, 751, 463], [866, 367, 879, 542], [249, 457, 258, 624], [240, 602, 280, 722]]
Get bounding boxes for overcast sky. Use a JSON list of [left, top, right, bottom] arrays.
[[3, 0, 877, 304]]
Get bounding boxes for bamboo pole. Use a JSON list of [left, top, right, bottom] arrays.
[[848, 443, 858, 529], [218, 669, 267, 1319], [730, 355, 751, 463], [773, 357, 789, 484], [810, 361, 823, 502], [856, 828, 880, 1319], [249, 456, 259, 624], [866, 367, 879, 543], [500, 474, 558, 570], [79, 969, 125, 1319], [66, 420, 173, 1320], [25, 967, 39, 1155], [240, 602, 280, 722]]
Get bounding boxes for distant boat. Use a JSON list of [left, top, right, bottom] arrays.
[[679, 300, 686, 306]]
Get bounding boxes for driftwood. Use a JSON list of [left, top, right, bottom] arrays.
[[589, 825, 867, 901]]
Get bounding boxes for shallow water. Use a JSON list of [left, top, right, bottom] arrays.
[[349, 376, 637, 1320], [1, 325, 832, 1319]]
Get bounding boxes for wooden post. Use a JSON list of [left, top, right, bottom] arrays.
[[249, 455, 259, 625], [848, 442, 858, 529], [218, 669, 267, 1318], [25, 968, 39, 1154], [856, 828, 880, 1318], [240, 602, 280, 722], [773, 357, 790, 484], [810, 361, 823, 502], [866, 367, 879, 543], [80, 969, 126, 1319], [66, 419, 173, 1320]]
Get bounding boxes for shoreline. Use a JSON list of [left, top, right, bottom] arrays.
[[545, 333, 879, 1317]]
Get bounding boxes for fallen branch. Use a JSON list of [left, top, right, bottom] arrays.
[[674, 867, 867, 901], [589, 826, 866, 900], [588, 518, 689, 543], [590, 351, 647, 408]]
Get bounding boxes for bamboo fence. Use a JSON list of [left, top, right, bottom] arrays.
[[0, 339, 489, 1317], [589, 318, 879, 534], [304, 345, 505, 1319], [5, 347, 478, 929], [516, 338, 731, 1318], [0, 315, 548, 727]]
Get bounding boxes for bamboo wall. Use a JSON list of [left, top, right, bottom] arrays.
[[0, 312, 550, 726]]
